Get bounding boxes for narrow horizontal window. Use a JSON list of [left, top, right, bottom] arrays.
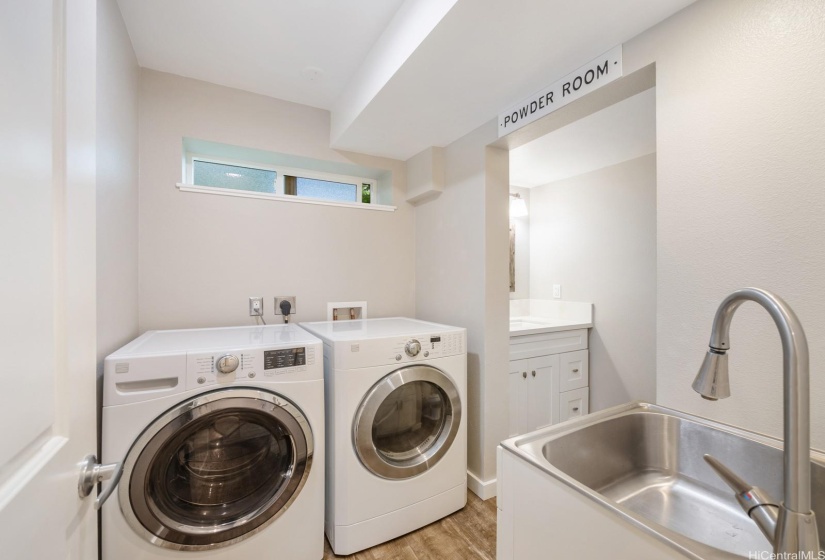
[[193, 160, 276, 194], [182, 142, 390, 210], [285, 176, 358, 203]]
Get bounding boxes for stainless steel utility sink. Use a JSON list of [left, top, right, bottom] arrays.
[[504, 403, 825, 558]]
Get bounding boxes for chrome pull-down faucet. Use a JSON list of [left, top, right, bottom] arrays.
[[693, 288, 820, 555]]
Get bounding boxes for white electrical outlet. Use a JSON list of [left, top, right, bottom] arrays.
[[249, 296, 264, 316], [274, 296, 297, 315], [553, 285, 562, 299]]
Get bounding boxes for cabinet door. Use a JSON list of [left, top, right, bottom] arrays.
[[508, 359, 530, 437], [559, 387, 589, 423], [527, 354, 559, 431], [559, 350, 589, 392]]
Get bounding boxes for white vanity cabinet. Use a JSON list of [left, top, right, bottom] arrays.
[[508, 328, 589, 437], [508, 355, 556, 435]]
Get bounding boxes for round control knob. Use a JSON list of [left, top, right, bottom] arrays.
[[216, 354, 239, 374], [405, 339, 422, 357]]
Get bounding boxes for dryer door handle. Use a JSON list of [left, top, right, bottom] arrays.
[[78, 454, 124, 510]]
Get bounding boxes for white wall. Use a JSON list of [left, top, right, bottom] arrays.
[[96, 0, 139, 366], [483, 144, 511, 489], [138, 69, 415, 330], [509, 186, 530, 300], [624, 0, 825, 447], [414, 122, 510, 491], [427, 0, 825, 491], [529, 154, 657, 410], [414, 125, 488, 482]]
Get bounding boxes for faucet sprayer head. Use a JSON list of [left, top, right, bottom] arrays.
[[692, 348, 731, 400]]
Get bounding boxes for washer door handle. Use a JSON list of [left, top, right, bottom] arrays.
[[78, 454, 123, 510]]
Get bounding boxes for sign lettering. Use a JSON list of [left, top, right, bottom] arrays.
[[498, 45, 623, 137]]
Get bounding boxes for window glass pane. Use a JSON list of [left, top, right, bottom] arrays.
[[193, 160, 276, 193], [295, 177, 357, 202]]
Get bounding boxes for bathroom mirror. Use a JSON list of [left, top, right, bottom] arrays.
[[509, 225, 515, 292]]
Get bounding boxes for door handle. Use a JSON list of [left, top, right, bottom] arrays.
[[78, 454, 123, 510], [572, 368, 579, 373], [522, 371, 527, 379], [531, 370, 536, 377]]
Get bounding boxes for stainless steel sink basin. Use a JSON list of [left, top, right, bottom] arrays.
[[505, 402, 825, 558]]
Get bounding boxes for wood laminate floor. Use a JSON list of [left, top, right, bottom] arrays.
[[323, 493, 497, 560]]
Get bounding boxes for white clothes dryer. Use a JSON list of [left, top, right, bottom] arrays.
[[299, 317, 467, 555], [101, 325, 324, 559]]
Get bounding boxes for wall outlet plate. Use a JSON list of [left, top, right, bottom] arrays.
[[274, 296, 296, 315], [249, 296, 264, 317], [553, 285, 562, 299]]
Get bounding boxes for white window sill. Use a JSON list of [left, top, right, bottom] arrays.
[[176, 183, 397, 212]]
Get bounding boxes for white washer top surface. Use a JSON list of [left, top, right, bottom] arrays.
[[109, 324, 320, 357], [299, 317, 462, 343]]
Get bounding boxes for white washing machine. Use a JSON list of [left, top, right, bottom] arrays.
[[101, 325, 324, 559], [299, 317, 467, 555]]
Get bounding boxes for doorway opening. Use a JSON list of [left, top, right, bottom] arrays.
[[500, 65, 657, 438]]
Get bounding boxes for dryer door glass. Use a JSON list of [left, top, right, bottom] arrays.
[[372, 381, 447, 460], [120, 389, 313, 551], [354, 365, 462, 479]]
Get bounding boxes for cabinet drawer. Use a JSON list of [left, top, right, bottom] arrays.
[[509, 329, 588, 361], [559, 387, 589, 422], [559, 350, 588, 392]]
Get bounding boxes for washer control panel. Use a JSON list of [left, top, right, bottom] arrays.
[[186, 345, 316, 388], [264, 347, 307, 369], [216, 354, 240, 374]]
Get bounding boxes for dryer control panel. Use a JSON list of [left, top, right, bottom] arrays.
[[186, 345, 316, 389], [334, 330, 465, 369], [389, 332, 464, 362]]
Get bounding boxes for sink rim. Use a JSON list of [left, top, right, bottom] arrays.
[[500, 401, 825, 560]]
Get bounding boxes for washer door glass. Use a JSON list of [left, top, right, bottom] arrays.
[[120, 389, 313, 550], [353, 365, 461, 479]]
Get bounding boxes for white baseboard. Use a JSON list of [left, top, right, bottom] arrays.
[[467, 471, 497, 500]]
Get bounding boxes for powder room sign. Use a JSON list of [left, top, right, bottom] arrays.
[[498, 45, 623, 137]]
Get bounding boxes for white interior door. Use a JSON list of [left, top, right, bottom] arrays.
[[0, 1, 98, 558]]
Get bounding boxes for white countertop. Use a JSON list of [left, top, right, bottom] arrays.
[[509, 300, 593, 336], [509, 316, 593, 336]]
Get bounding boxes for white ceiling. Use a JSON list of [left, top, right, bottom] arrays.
[[116, 0, 405, 110], [510, 88, 657, 188], [330, 0, 694, 159], [117, 0, 693, 160]]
